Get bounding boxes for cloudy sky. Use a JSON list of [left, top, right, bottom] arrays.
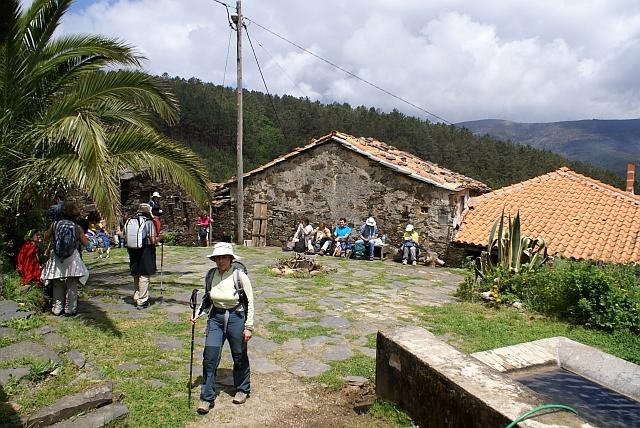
[[47, 0, 640, 123]]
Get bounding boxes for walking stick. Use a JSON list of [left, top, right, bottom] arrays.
[[159, 242, 164, 300], [188, 289, 198, 408]]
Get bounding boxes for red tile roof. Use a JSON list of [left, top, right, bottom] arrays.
[[454, 167, 640, 264], [226, 131, 489, 192]]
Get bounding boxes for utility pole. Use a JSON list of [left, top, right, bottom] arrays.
[[233, 0, 244, 244]]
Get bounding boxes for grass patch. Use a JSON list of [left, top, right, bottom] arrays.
[[3, 315, 45, 331], [368, 399, 414, 427], [415, 302, 640, 364], [314, 353, 375, 389], [365, 333, 377, 349], [264, 322, 334, 344]]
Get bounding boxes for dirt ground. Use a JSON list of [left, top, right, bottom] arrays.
[[186, 371, 389, 427]]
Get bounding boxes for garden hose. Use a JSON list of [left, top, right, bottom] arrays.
[[505, 404, 578, 428]]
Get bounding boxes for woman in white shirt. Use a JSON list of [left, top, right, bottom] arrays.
[[191, 242, 254, 414]]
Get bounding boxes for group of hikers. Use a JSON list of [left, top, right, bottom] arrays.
[[15, 194, 430, 416], [289, 216, 422, 265], [16, 193, 253, 414]]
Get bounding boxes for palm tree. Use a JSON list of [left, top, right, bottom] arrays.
[[0, 0, 210, 225]]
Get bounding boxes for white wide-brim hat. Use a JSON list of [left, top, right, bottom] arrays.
[[152, 191, 161, 198], [206, 242, 239, 260], [365, 217, 376, 227], [138, 203, 154, 218], [405, 224, 414, 232]]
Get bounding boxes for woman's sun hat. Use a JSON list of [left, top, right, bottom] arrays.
[[365, 217, 376, 227], [206, 242, 239, 260], [405, 224, 414, 232], [152, 191, 161, 198], [138, 203, 154, 218]]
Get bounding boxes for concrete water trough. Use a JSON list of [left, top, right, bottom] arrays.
[[376, 327, 640, 427]]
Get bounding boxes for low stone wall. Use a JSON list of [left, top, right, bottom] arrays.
[[376, 327, 591, 427]]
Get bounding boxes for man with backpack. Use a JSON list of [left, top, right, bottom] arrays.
[[41, 201, 89, 316], [190, 242, 254, 415], [124, 203, 158, 309]]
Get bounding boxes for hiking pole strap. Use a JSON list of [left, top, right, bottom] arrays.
[[188, 289, 198, 408], [160, 243, 164, 296]]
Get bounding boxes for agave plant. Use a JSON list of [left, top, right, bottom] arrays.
[[486, 210, 548, 274]]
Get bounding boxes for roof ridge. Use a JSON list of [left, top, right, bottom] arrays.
[[472, 167, 640, 205], [558, 168, 640, 203]]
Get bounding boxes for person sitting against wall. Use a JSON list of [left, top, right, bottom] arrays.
[[401, 224, 420, 265], [332, 218, 351, 257], [356, 217, 378, 261], [291, 218, 314, 253], [312, 222, 333, 255]]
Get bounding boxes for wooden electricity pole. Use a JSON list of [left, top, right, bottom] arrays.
[[235, 0, 244, 244]]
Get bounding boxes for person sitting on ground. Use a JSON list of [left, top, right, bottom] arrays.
[[196, 211, 210, 247], [191, 242, 254, 414], [332, 218, 351, 257], [17, 230, 43, 286], [401, 224, 420, 265], [313, 222, 333, 255], [292, 218, 314, 252], [356, 216, 378, 261], [41, 201, 90, 316]]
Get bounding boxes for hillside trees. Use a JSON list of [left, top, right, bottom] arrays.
[[163, 76, 625, 190]]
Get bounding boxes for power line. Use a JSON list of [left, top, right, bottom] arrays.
[[244, 17, 453, 125], [244, 25, 289, 144]]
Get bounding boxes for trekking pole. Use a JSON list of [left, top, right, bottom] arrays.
[[188, 289, 198, 408], [159, 242, 164, 300]]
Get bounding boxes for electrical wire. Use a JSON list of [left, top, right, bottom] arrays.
[[244, 17, 453, 125], [253, 34, 310, 100], [221, 27, 232, 89], [244, 24, 289, 144]]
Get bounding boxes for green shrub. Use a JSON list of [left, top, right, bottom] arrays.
[[458, 259, 640, 333], [0, 271, 48, 313], [161, 231, 178, 246]]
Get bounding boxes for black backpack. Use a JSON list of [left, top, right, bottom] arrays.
[[203, 261, 249, 317]]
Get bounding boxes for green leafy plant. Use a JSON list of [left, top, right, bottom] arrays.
[[486, 210, 548, 274]]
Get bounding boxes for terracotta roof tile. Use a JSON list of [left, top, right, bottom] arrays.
[[454, 168, 640, 264], [224, 131, 489, 192]]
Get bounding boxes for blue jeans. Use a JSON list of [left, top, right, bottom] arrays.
[[200, 308, 250, 403]]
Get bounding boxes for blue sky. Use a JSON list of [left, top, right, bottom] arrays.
[[44, 0, 640, 123]]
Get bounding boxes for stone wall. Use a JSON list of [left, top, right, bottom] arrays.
[[215, 142, 470, 256], [376, 327, 591, 428], [120, 175, 204, 245]]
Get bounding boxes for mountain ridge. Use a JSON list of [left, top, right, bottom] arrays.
[[457, 118, 640, 176]]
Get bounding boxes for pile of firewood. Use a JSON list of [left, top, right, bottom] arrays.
[[271, 254, 334, 276]]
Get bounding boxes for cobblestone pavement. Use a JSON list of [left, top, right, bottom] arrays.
[[84, 245, 463, 425]]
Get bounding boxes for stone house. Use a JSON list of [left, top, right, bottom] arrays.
[[211, 131, 489, 260], [119, 172, 204, 245], [453, 166, 640, 264]]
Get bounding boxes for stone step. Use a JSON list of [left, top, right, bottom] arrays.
[[49, 402, 128, 428], [22, 382, 113, 427]]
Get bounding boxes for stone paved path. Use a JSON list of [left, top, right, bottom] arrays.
[[87, 246, 460, 381], [2, 245, 462, 426]]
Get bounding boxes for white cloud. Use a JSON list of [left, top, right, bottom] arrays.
[[53, 0, 640, 122]]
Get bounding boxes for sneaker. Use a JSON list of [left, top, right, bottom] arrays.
[[402, 259, 407, 265], [318, 249, 325, 256], [197, 400, 213, 414], [232, 391, 248, 404], [369, 256, 375, 261], [136, 302, 149, 310], [412, 261, 417, 266]]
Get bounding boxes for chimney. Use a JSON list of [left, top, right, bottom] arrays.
[[627, 163, 635, 194]]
